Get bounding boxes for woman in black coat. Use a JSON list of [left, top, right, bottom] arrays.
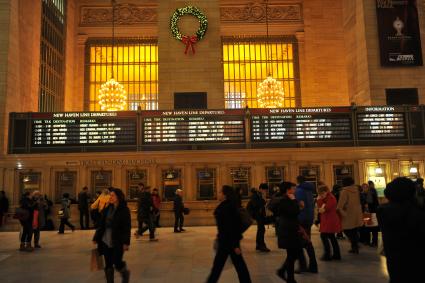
[[93, 188, 131, 283], [276, 182, 303, 283], [206, 185, 252, 283]]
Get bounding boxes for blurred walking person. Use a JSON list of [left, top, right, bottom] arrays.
[[135, 186, 157, 241], [174, 189, 185, 232], [93, 188, 131, 283], [206, 185, 252, 283], [151, 188, 161, 227], [58, 193, 75, 234], [276, 182, 303, 283], [316, 185, 341, 261]]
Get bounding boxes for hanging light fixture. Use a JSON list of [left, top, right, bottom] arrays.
[[409, 160, 418, 175], [375, 160, 383, 175], [256, 0, 285, 108], [98, 0, 127, 111]]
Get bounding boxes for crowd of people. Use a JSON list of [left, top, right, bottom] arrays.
[[5, 174, 425, 283]]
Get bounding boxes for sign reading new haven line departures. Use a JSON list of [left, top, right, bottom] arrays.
[[7, 106, 422, 154]]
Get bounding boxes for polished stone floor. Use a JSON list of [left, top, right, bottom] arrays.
[[0, 226, 388, 283]]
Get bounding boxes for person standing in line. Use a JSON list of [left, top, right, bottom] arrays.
[[93, 188, 131, 283], [276, 182, 303, 283], [91, 188, 111, 228], [32, 191, 47, 248], [294, 176, 318, 273], [134, 183, 145, 236], [173, 189, 185, 233], [378, 177, 425, 283], [249, 184, 270, 252], [0, 190, 9, 227], [78, 186, 90, 230], [135, 186, 157, 241], [206, 185, 252, 283], [364, 181, 379, 247], [151, 188, 161, 227], [336, 177, 363, 254], [18, 192, 35, 252], [316, 185, 341, 261], [58, 193, 75, 234]]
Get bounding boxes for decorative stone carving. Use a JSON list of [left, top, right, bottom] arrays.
[[80, 3, 157, 26], [220, 2, 302, 23]]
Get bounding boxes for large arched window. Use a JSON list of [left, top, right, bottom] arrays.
[[85, 38, 158, 111], [222, 36, 300, 108]]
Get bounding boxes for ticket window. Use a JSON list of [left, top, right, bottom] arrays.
[[197, 169, 216, 200], [266, 167, 285, 197], [399, 161, 420, 181], [230, 167, 251, 199], [127, 170, 147, 200], [333, 165, 354, 186], [366, 163, 388, 197], [91, 170, 112, 196], [55, 171, 77, 203], [162, 169, 182, 202], [19, 172, 41, 196], [299, 166, 320, 195]]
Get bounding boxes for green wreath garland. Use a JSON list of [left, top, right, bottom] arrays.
[[170, 6, 208, 54]]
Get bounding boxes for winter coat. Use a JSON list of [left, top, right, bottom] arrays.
[[152, 194, 161, 211], [174, 195, 184, 214], [33, 197, 47, 228], [249, 191, 266, 221], [365, 188, 379, 213], [317, 192, 341, 233], [78, 191, 90, 211], [378, 201, 425, 283], [61, 198, 71, 219], [214, 199, 243, 250], [295, 182, 315, 226], [336, 185, 363, 230], [93, 203, 131, 254], [20, 196, 34, 223], [137, 191, 153, 218], [0, 196, 9, 213], [276, 196, 301, 249], [91, 194, 110, 212]]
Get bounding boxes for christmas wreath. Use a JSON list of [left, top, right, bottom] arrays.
[[170, 6, 208, 54]]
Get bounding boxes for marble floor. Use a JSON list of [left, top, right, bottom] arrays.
[[0, 226, 388, 283]]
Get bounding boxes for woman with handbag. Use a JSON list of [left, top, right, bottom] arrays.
[[58, 193, 75, 234], [206, 185, 252, 283], [276, 182, 303, 283], [93, 188, 131, 283], [316, 185, 341, 261]]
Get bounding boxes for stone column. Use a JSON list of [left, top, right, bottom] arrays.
[[158, 0, 223, 109]]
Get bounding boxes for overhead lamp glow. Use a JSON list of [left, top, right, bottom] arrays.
[[375, 166, 383, 175], [409, 166, 418, 174], [257, 76, 285, 108]]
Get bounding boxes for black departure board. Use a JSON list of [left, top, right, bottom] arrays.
[[141, 110, 245, 144], [250, 108, 352, 142], [31, 112, 137, 148], [357, 107, 406, 139]]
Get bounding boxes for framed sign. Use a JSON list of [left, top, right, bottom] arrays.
[[376, 0, 423, 66]]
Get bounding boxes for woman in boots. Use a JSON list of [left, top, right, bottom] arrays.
[[316, 185, 341, 261], [276, 182, 302, 283], [93, 188, 131, 283]]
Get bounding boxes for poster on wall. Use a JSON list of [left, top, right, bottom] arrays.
[[376, 0, 423, 66]]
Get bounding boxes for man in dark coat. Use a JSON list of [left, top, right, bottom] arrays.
[[249, 184, 270, 252], [173, 189, 185, 233], [377, 177, 425, 283], [0, 190, 9, 227], [295, 176, 318, 273], [136, 186, 157, 241], [78, 186, 90, 230]]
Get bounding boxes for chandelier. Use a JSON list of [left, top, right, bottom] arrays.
[[98, 0, 127, 111], [257, 0, 285, 108]]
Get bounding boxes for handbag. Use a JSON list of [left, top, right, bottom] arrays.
[[57, 209, 65, 218], [298, 225, 311, 247], [90, 248, 104, 272], [365, 213, 378, 227], [183, 207, 190, 215], [363, 212, 372, 225]]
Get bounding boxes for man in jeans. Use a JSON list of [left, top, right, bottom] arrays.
[[136, 186, 157, 241], [295, 176, 318, 273]]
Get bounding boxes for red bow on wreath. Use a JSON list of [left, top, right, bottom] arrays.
[[182, 35, 198, 55]]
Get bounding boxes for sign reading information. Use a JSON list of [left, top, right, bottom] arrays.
[[250, 107, 352, 142], [356, 107, 406, 139], [31, 112, 137, 148], [141, 110, 245, 144], [376, 0, 423, 66]]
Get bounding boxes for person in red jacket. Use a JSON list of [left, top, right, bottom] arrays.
[[317, 185, 341, 261]]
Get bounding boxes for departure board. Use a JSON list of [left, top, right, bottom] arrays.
[[141, 110, 245, 144], [31, 112, 137, 148], [250, 108, 352, 142], [357, 107, 406, 139]]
